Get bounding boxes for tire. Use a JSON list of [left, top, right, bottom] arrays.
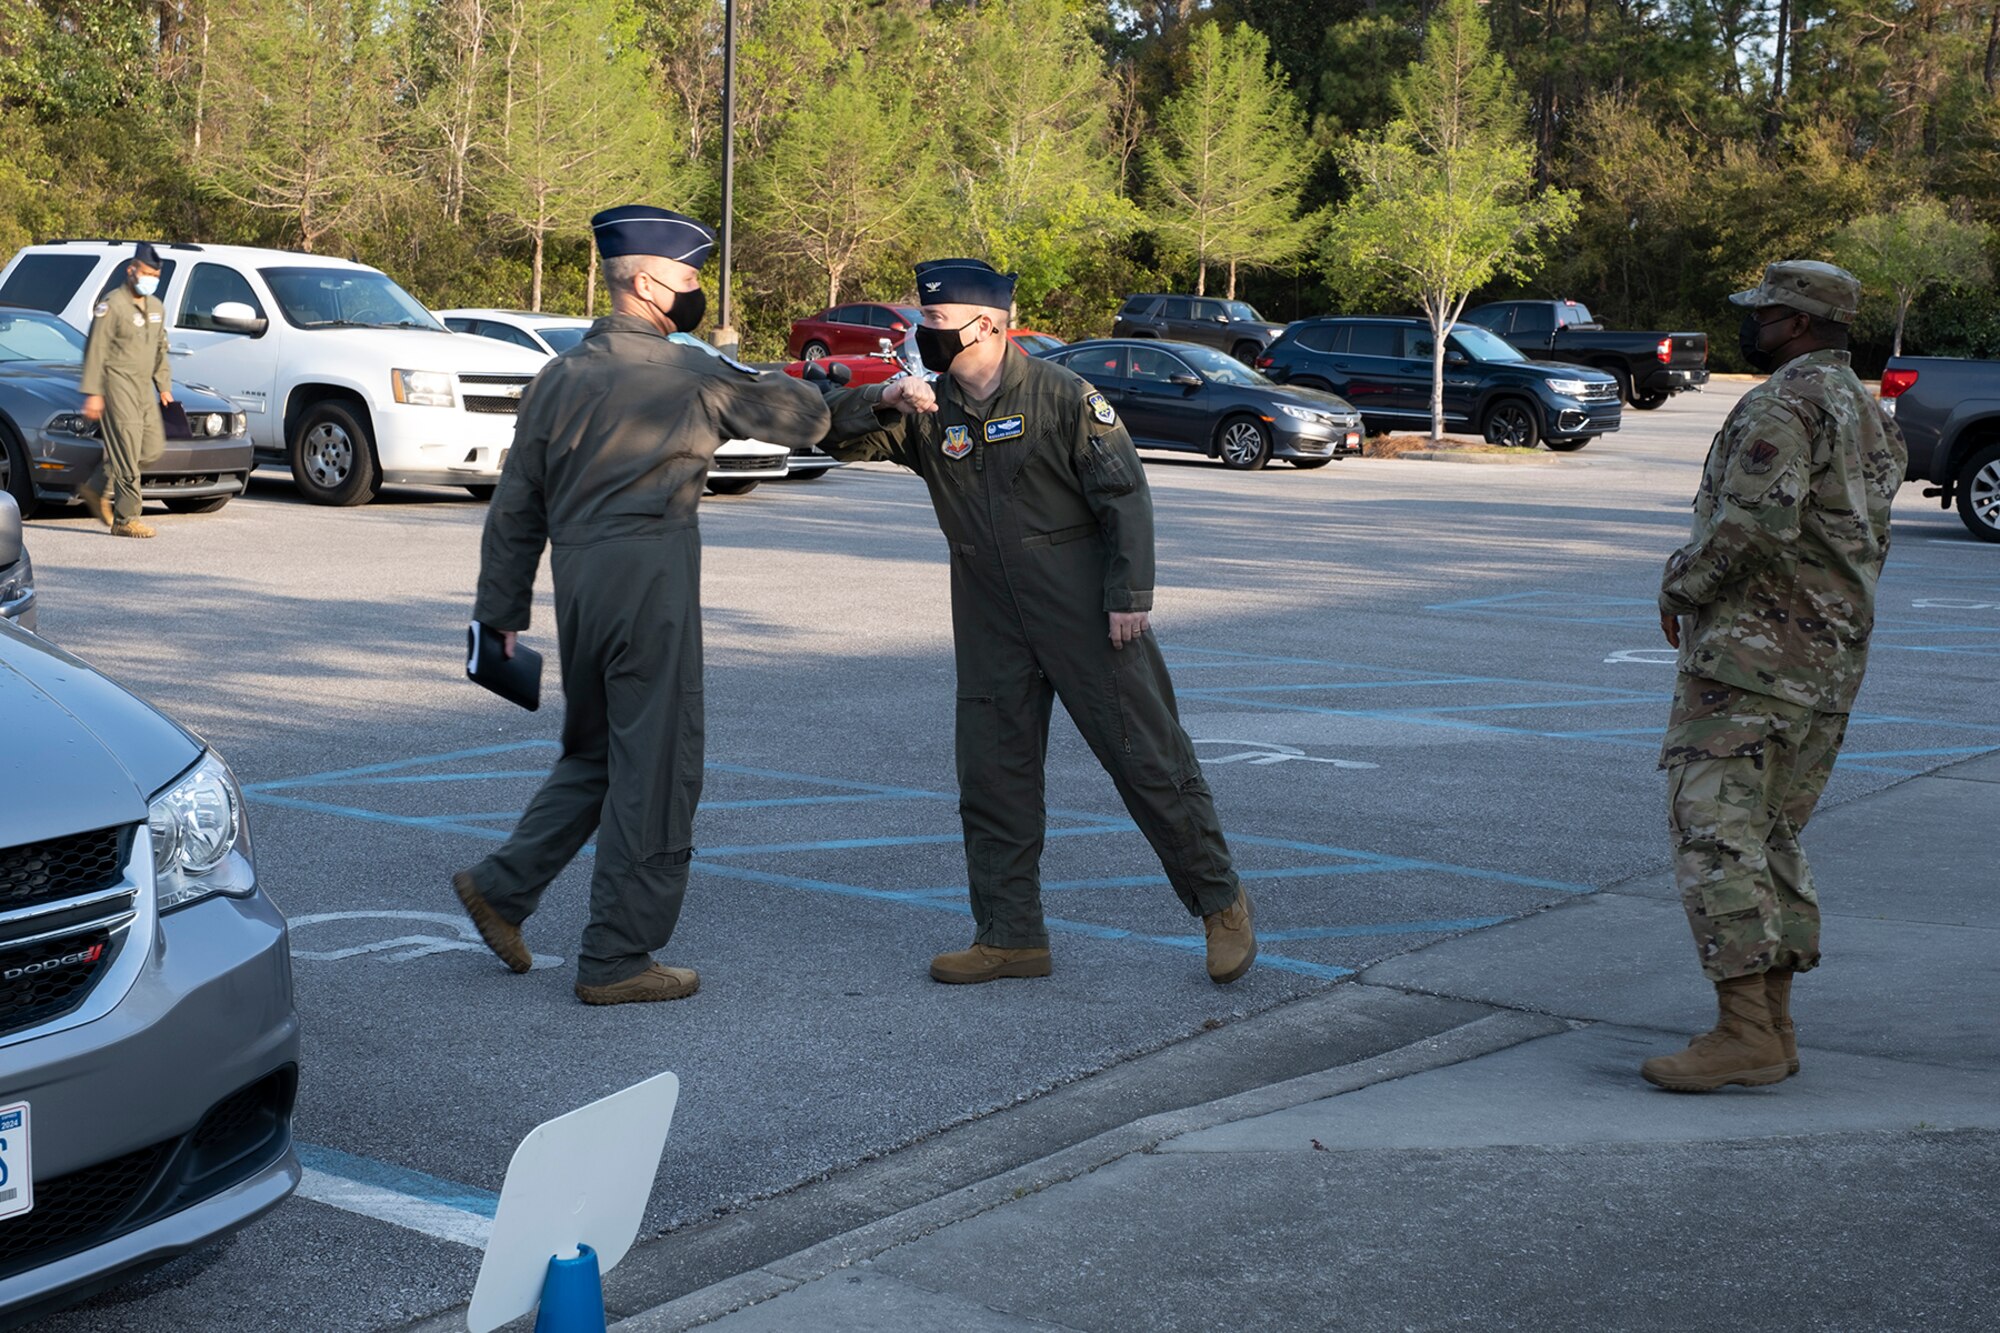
[[1290, 457, 1333, 469], [1630, 389, 1671, 410], [801, 341, 829, 362], [0, 421, 36, 518], [164, 493, 231, 514], [706, 478, 759, 496], [1480, 399, 1541, 450], [464, 484, 497, 501], [1231, 341, 1261, 364], [289, 401, 379, 506], [1956, 442, 2000, 543], [1544, 437, 1589, 452], [786, 467, 827, 481], [1217, 416, 1273, 470]]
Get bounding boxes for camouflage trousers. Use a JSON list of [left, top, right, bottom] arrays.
[[1660, 673, 1848, 981]]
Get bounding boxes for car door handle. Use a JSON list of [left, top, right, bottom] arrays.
[[169, 343, 193, 356]]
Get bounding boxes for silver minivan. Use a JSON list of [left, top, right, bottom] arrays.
[[0, 617, 298, 1319]]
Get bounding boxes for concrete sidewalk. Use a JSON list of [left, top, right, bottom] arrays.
[[609, 752, 2000, 1333]]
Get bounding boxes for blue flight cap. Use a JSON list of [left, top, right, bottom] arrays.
[[914, 258, 1017, 310], [132, 242, 161, 268], [590, 205, 716, 267]]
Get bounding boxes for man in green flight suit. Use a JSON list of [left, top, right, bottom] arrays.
[[1643, 260, 1905, 1091], [78, 242, 173, 538], [819, 258, 1256, 987], [453, 205, 832, 1006]]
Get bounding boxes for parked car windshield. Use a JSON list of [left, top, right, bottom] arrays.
[[538, 326, 588, 352], [260, 267, 446, 331], [0, 309, 86, 363], [1224, 301, 1263, 322], [1449, 326, 1528, 363], [1178, 343, 1271, 387]]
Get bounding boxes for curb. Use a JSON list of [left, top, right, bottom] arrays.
[[608, 1006, 1568, 1332]]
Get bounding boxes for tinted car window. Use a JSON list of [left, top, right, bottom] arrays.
[[1450, 326, 1529, 363], [863, 306, 896, 328], [1292, 324, 1342, 354], [1177, 344, 1268, 386], [829, 305, 866, 325], [260, 267, 441, 330], [1192, 299, 1228, 322], [1557, 302, 1593, 326], [1065, 347, 1126, 379], [1512, 304, 1555, 334], [178, 262, 265, 331], [1013, 333, 1063, 355], [1160, 298, 1191, 320], [95, 259, 180, 304], [1346, 324, 1399, 357], [0, 254, 101, 313], [480, 320, 543, 352], [1402, 328, 1438, 359], [1119, 296, 1156, 316], [1127, 346, 1192, 383], [0, 310, 86, 363], [1462, 305, 1512, 333], [1224, 301, 1262, 322], [540, 326, 587, 352]]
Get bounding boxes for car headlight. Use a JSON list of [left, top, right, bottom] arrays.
[[232, 411, 248, 436], [391, 369, 456, 408], [149, 752, 255, 911], [45, 412, 100, 438], [1278, 404, 1335, 426], [1546, 379, 1594, 396]]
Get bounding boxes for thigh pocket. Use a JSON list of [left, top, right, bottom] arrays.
[[955, 695, 1000, 791], [1667, 761, 1770, 918]]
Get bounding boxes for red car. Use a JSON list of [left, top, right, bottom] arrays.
[[781, 329, 1066, 385], [787, 303, 921, 360]]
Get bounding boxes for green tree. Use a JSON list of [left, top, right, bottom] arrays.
[[1144, 20, 1320, 297], [479, 0, 681, 311], [189, 0, 401, 251], [950, 0, 1140, 331], [1832, 198, 1992, 357], [1322, 0, 1576, 441]]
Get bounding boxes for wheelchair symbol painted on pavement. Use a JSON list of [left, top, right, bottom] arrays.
[[289, 911, 563, 970], [1192, 739, 1377, 769]]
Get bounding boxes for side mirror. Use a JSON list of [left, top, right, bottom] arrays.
[[1445, 349, 1469, 367], [889, 322, 906, 332], [1214, 314, 1229, 322], [1169, 373, 1202, 389], [878, 337, 895, 352], [211, 301, 268, 336]]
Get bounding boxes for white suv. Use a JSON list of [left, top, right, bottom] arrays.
[[0, 241, 549, 505]]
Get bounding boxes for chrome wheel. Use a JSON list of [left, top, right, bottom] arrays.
[[1219, 419, 1270, 470], [802, 341, 829, 362], [1972, 459, 2000, 532], [302, 422, 354, 488]]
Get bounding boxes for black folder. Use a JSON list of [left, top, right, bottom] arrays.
[[160, 401, 191, 439], [466, 622, 542, 711]]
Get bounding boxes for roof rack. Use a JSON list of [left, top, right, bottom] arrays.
[[37, 239, 206, 252]]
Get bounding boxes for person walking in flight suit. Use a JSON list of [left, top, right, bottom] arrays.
[[453, 205, 832, 1005], [819, 258, 1256, 987], [79, 242, 174, 538]]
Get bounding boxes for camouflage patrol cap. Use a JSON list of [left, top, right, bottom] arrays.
[[1728, 260, 1861, 324]]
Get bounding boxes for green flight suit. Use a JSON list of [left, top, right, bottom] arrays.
[[79, 285, 171, 523], [821, 345, 1241, 949], [471, 315, 831, 986]]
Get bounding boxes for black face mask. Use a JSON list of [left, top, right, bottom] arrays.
[[1738, 312, 1791, 374], [914, 316, 982, 374], [644, 281, 706, 334]]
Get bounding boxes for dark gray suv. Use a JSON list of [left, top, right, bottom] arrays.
[[0, 620, 298, 1319], [1111, 295, 1289, 363]]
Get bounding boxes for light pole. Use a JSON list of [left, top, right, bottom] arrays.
[[714, 0, 739, 356]]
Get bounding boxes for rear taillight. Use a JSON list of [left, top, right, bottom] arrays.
[[1255, 355, 1274, 370], [1880, 368, 1918, 399], [1656, 337, 1672, 364]]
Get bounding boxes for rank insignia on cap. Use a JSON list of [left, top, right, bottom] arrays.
[[984, 415, 1024, 442], [943, 424, 972, 459], [1087, 392, 1115, 426]]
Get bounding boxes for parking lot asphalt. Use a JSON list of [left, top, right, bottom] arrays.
[[15, 381, 1998, 1331]]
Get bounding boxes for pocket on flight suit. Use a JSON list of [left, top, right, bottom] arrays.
[[651, 628, 704, 868], [1082, 436, 1136, 497]]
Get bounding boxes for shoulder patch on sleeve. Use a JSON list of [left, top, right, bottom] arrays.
[[1086, 391, 1116, 426], [93, 302, 110, 319]]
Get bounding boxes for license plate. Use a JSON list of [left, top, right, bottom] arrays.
[[0, 1103, 30, 1221]]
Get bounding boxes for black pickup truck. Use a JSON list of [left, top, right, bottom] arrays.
[[1880, 355, 2000, 542], [1460, 299, 1708, 410]]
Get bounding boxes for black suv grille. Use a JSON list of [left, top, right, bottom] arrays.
[[0, 929, 117, 1038], [462, 395, 522, 415], [0, 1067, 297, 1283], [711, 454, 778, 474], [0, 827, 126, 914]]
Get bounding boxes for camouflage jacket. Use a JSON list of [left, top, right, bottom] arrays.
[[1660, 349, 1905, 712]]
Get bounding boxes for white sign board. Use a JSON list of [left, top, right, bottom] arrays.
[[467, 1071, 681, 1333]]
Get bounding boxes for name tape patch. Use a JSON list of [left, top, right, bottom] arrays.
[[984, 415, 1024, 442]]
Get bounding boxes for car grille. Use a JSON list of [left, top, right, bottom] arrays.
[[1576, 382, 1621, 403], [0, 827, 125, 914], [711, 454, 779, 474], [0, 1068, 296, 1283], [0, 824, 138, 1041], [458, 374, 533, 417]]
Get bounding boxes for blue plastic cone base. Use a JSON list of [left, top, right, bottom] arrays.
[[532, 1242, 607, 1333]]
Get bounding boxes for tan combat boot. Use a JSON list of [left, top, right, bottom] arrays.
[[929, 942, 1052, 984], [78, 484, 112, 527], [575, 964, 699, 1005], [1203, 887, 1256, 985], [452, 870, 531, 973], [110, 519, 156, 538], [1640, 973, 1790, 1092], [1765, 968, 1799, 1076]]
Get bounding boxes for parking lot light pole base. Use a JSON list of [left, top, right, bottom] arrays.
[[532, 1243, 607, 1333]]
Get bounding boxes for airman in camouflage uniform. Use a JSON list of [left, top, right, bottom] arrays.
[[1643, 260, 1906, 1092]]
